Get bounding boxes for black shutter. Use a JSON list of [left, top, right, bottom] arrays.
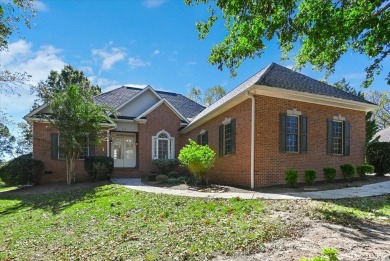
[[197, 134, 201, 145], [51, 133, 59, 159], [204, 131, 208, 145], [280, 113, 287, 152], [231, 119, 236, 155], [300, 116, 307, 153], [89, 135, 95, 156], [327, 119, 333, 155], [344, 121, 350, 156], [219, 125, 223, 157]]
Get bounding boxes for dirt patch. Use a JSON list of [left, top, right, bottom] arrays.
[[215, 199, 390, 261], [217, 221, 390, 261]]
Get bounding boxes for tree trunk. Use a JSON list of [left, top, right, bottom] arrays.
[[65, 155, 76, 185]]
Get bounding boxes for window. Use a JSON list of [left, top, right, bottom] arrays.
[[152, 130, 175, 159], [332, 121, 343, 154], [197, 130, 208, 145], [219, 118, 236, 156], [286, 115, 299, 152], [280, 112, 307, 153], [327, 118, 350, 156], [55, 134, 89, 160]]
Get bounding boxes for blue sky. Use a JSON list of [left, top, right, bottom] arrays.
[[1, 0, 388, 137]]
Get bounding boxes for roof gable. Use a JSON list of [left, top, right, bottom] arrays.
[[136, 98, 189, 123]]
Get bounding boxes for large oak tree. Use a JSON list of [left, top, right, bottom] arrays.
[[185, 0, 389, 87]]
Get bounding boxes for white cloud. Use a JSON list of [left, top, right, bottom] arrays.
[[0, 40, 66, 124], [152, 49, 160, 57], [34, 1, 49, 12], [143, 0, 167, 8], [123, 83, 148, 89], [92, 47, 126, 72], [1, 40, 65, 84], [128, 57, 151, 69], [79, 66, 93, 75]]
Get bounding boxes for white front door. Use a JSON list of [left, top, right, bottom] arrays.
[[111, 134, 136, 168]]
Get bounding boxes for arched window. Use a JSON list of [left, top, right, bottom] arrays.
[[152, 130, 175, 159]]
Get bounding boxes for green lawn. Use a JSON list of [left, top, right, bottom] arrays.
[[0, 183, 388, 260]]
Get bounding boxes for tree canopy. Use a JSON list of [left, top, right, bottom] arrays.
[[185, 0, 390, 87], [0, 0, 36, 92], [48, 84, 113, 184], [36, 65, 101, 103], [188, 85, 226, 106]]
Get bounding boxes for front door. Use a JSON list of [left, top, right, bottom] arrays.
[[111, 134, 136, 168]]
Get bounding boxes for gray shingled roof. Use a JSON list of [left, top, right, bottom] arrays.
[[258, 63, 373, 104], [184, 62, 375, 131], [94, 86, 205, 119]]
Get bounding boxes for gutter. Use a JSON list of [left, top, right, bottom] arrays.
[[247, 91, 255, 189]]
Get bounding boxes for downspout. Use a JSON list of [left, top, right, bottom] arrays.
[[248, 91, 255, 189]]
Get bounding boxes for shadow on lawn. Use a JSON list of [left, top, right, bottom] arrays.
[[0, 181, 112, 215], [313, 195, 390, 240]]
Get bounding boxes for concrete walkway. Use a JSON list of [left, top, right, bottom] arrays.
[[111, 178, 390, 200]]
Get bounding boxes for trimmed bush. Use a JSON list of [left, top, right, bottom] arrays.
[[168, 176, 196, 185], [304, 169, 317, 185], [155, 174, 168, 183], [366, 142, 390, 175], [285, 169, 298, 187], [0, 154, 44, 185], [178, 140, 216, 184], [84, 156, 114, 181], [323, 167, 336, 183], [356, 164, 375, 180], [168, 171, 180, 178], [151, 159, 179, 175], [340, 164, 356, 181]]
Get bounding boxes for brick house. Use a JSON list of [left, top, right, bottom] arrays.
[[25, 63, 377, 187]]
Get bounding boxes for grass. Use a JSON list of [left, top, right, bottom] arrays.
[[311, 196, 390, 225], [0, 183, 388, 260], [0, 184, 295, 260]]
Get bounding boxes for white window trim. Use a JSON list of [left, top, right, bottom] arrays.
[[152, 130, 175, 159], [286, 114, 300, 153], [58, 134, 89, 160], [332, 120, 344, 155], [223, 123, 232, 155]]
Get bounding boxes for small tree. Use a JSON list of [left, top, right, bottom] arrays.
[[178, 139, 216, 184], [49, 84, 114, 184]]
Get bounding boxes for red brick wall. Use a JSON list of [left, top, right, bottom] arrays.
[[138, 103, 182, 175], [253, 95, 366, 186], [181, 99, 252, 187], [32, 122, 107, 184], [183, 95, 366, 187]]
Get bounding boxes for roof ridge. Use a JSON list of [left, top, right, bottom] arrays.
[[262, 63, 370, 103]]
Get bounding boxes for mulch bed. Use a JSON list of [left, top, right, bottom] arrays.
[[144, 174, 390, 194]]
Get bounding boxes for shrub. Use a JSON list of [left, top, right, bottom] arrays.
[[323, 167, 336, 183], [285, 169, 298, 187], [366, 142, 390, 175], [300, 247, 338, 261], [340, 164, 356, 181], [84, 156, 114, 181], [168, 171, 180, 178], [155, 174, 168, 183], [168, 176, 196, 185], [356, 164, 375, 180], [178, 139, 216, 184], [0, 154, 44, 185], [151, 159, 179, 175], [304, 169, 317, 185]]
